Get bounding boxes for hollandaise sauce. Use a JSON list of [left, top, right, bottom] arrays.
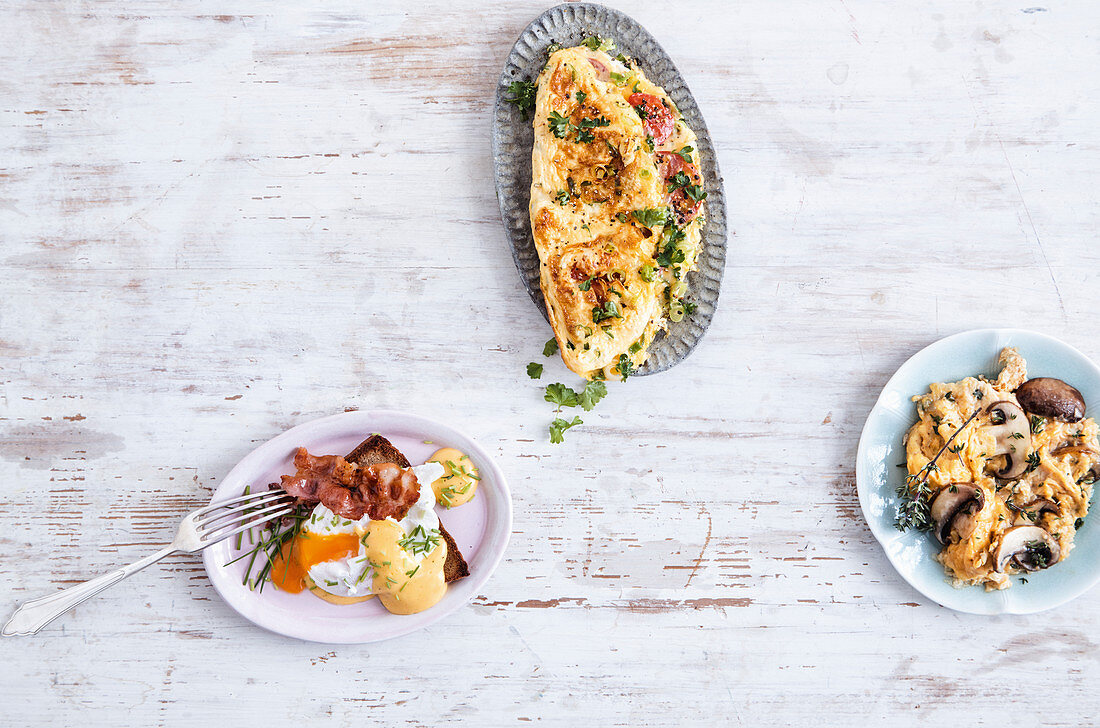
[[427, 447, 480, 508], [269, 510, 449, 614]]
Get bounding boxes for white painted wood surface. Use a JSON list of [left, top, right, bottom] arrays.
[[2, 1, 1099, 725]]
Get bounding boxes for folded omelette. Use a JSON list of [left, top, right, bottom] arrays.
[[530, 45, 706, 380]]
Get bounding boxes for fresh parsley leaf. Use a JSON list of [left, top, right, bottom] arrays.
[[549, 416, 583, 444], [543, 338, 559, 357], [684, 184, 707, 202], [578, 276, 595, 291], [617, 354, 634, 381], [527, 362, 543, 379], [674, 145, 694, 161], [591, 300, 622, 323], [554, 189, 570, 205], [580, 35, 615, 52], [631, 207, 668, 228], [545, 382, 579, 410], [505, 81, 537, 119], [578, 380, 607, 411], [574, 115, 610, 143], [666, 171, 691, 193], [655, 220, 687, 268], [548, 111, 571, 139], [575, 90, 587, 105]]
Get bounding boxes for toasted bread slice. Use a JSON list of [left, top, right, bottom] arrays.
[[345, 434, 470, 583]]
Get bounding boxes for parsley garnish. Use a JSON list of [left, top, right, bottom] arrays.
[[548, 111, 610, 144], [554, 189, 570, 205], [548, 111, 571, 139], [580, 35, 615, 52], [578, 381, 607, 411], [666, 171, 691, 193], [591, 300, 622, 323], [674, 145, 694, 161], [617, 354, 634, 381], [575, 90, 587, 105], [574, 115, 610, 143], [632, 207, 668, 228], [504, 80, 537, 118], [545, 382, 579, 411], [527, 362, 543, 379], [684, 184, 707, 202], [543, 338, 559, 356], [549, 416, 583, 444], [545, 380, 608, 413], [578, 275, 595, 291]]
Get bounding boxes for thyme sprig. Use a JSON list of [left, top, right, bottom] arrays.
[[895, 409, 980, 532]]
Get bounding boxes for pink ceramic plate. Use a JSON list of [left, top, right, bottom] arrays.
[[201, 410, 512, 643]]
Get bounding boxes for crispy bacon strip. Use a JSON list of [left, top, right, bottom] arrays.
[[280, 447, 420, 520]]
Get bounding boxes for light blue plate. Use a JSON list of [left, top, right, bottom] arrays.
[[857, 328, 1100, 614]]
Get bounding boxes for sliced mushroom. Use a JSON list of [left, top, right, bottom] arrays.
[[1051, 445, 1100, 483], [1051, 444, 1100, 460], [1015, 378, 1086, 422], [994, 525, 1061, 572], [1013, 498, 1060, 525], [930, 485, 985, 544], [984, 401, 1033, 479]]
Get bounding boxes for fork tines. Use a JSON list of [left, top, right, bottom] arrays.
[[193, 491, 297, 545]]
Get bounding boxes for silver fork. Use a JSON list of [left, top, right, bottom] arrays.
[[2, 489, 296, 637]]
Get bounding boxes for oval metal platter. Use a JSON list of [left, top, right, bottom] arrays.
[[491, 2, 727, 376]]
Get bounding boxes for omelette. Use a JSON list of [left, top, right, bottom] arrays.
[[901, 347, 1099, 590], [529, 43, 706, 380]]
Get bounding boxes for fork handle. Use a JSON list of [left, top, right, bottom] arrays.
[[2, 545, 177, 636]]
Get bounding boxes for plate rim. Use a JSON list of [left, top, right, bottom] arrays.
[[490, 1, 728, 377], [201, 409, 513, 643], [856, 327, 1100, 615]]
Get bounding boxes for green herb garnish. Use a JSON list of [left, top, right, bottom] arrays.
[[632, 207, 668, 228], [591, 300, 622, 323], [504, 80, 537, 118], [549, 415, 583, 444]]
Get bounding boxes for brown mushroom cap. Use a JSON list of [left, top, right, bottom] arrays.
[[994, 525, 1061, 573], [930, 485, 985, 544], [1015, 378, 1086, 422], [985, 401, 1033, 479]]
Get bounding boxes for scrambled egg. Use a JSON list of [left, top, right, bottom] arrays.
[[530, 45, 705, 379], [904, 348, 1099, 589]]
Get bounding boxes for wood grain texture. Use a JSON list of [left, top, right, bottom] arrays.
[[2, 1, 1099, 725]]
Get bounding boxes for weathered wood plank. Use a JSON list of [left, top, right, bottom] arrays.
[[2, 1, 1099, 725]]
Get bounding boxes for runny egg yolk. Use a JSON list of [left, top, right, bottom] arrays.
[[270, 521, 447, 614], [427, 447, 479, 508], [269, 532, 361, 594]]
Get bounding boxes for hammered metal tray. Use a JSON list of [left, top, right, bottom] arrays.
[[491, 2, 727, 376]]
